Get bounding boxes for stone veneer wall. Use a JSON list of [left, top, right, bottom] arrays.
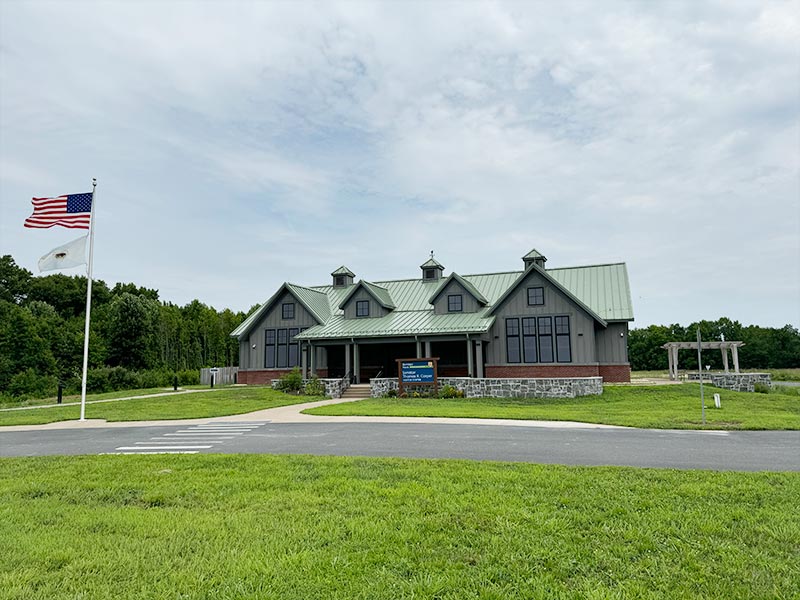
[[270, 377, 348, 398], [370, 377, 603, 399], [686, 372, 771, 392]]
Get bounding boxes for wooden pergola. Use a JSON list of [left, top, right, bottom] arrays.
[[661, 341, 745, 381]]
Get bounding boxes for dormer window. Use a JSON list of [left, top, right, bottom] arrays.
[[447, 294, 463, 312], [356, 300, 369, 317]]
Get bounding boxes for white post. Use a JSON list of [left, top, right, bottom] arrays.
[[721, 347, 729, 373], [732, 345, 740, 374], [466, 337, 474, 377], [476, 340, 484, 378], [424, 341, 431, 357], [667, 346, 674, 380], [353, 342, 360, 383], [79, 179, 97, 421]]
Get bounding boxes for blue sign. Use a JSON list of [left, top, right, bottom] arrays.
[[401, 360, 435, 383]]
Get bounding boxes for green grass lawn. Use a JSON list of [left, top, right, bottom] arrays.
[[305, 384, 800, 430], [0, 455, 796, 600], [0, 386, 318, 427], [0, 386, 206, 410]]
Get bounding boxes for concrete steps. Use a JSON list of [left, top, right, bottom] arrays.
[[340, 383, 372, 400]]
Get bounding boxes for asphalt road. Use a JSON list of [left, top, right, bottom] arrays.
[[1, 421, 798, 471]]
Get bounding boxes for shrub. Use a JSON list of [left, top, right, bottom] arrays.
[[303, 376, 326, 397], [438, 385, 464, 399], [754, 383, 771, 394], [277, 367, 303, 393], [177, 370, 200, 386], [384, 388, 398, 398], [7, 369, 58, 399]]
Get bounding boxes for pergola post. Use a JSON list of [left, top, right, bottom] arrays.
[[721, 347, 729, 373], [732, 344, 740, 373], [672, 346, 680, 379], [667, 345, 674, 380]]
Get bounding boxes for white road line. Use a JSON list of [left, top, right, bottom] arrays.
[[101, 451, 199, 455], [194, 424, 262, 428], [141, 440, 222, 444], [181, 428, 254, 432], [164, 433, 240, 436], [115, 446, 212, 450]]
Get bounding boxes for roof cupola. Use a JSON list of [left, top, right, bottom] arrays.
[[420, 251, 445, 282], [522, 249, 547, 270], [331, 266, 355, 288]]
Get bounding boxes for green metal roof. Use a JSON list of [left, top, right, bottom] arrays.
[[522, 248, 547, 260], [232, 262, 633, 340], [337, 280, 396, 310], [331, 265, 355, 277], [296, 310, 495, 340], [420, 257, 445, 270], [428, 272, 488, 306]]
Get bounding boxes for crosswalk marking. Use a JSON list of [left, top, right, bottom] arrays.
[[114, 422, 265, 454]]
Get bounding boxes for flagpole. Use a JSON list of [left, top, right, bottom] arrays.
[[79, 179, 97, 421]]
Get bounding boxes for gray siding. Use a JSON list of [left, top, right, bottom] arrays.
[[595, 321, 629, 363], [485, 271, 597, 365], [432, 280, 480, 314], [342, 288, 390, 319], [244, 291, 318, 370]]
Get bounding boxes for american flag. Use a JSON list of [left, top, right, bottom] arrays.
[[24, 193, 93, 229]]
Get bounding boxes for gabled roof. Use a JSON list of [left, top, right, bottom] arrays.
[[428, 272, 488, 306], [338, 280, 396, 311], [230, 282, 331, 338], [522, 248, 547, 260], [487, 262, 608, 327], [331, 265, 355, 277], [296, 311, 495, 340], [420, 257, 445, 270]]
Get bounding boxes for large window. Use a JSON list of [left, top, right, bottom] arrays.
[[282, 302, 295, 320], [555, 316, 571, 362], [448, 294, 463, 312], [506, 318, 521, 363], [264, 327, 305, 369], [522, 317, 538, 363], [356, 300, 370, 317], [527, 287, 544, 306], [504, 315, 570, 364], [537, 317, 554, 362]]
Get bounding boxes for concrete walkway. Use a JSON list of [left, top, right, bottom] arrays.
[[0, 395, 625, 433]]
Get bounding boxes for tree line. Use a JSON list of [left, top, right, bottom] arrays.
[[627, 318, 800, 371], [0, 255, 247, 400]]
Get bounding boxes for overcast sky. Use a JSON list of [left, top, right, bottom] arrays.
[[1, 1, 798, 328]]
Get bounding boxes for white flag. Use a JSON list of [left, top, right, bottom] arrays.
[[38, 235, 88, 272]]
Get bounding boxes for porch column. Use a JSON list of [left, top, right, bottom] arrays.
[[424, 341, 431, 357], [416, 340, 422, 358], [301, 343, 308, 379], [466, 337, 474, 377], [732, 345, 740, 373], [309, 342, 316, 376], [667, 346, 674, 380], [721, 347, 729, 373], [353, 342, 360, 383], [345, 343, 351, 380], [475, 340, 484, 378]]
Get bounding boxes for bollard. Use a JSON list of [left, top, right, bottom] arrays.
[[57, 382, 63, 404], [210, 372, 215, 389], [173, 375, 178, 391]]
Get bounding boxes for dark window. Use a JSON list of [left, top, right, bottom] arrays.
[[276, 328, 289, 368], [555, 316, 571, 363], [527, 287, 544, 306], [447, 294, 463, 312], [288, 328, 300, 367], [334, 275, 345, 287], [424, 269, 436, 280], [264, 329, 276, 368], [537, 317, 553, 362], [506, 318, 521, 363], [522, 317, 538, 363], [356, 300, 370, 317], [282, 302, 294, 320]]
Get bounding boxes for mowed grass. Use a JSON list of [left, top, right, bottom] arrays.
[[0, 386, 205, 410], [0, 455, 797, 600], [305, 384, 800, 430], [0, 387, 318, 427]]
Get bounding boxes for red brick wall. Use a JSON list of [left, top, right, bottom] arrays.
[[598, 364, 631, 383], [238, 369, 329, 385], [485, 364, 631, 382], [485, 365, 600, 378]]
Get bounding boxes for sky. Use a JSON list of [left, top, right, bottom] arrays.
[[1, 1, 798, 328]]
